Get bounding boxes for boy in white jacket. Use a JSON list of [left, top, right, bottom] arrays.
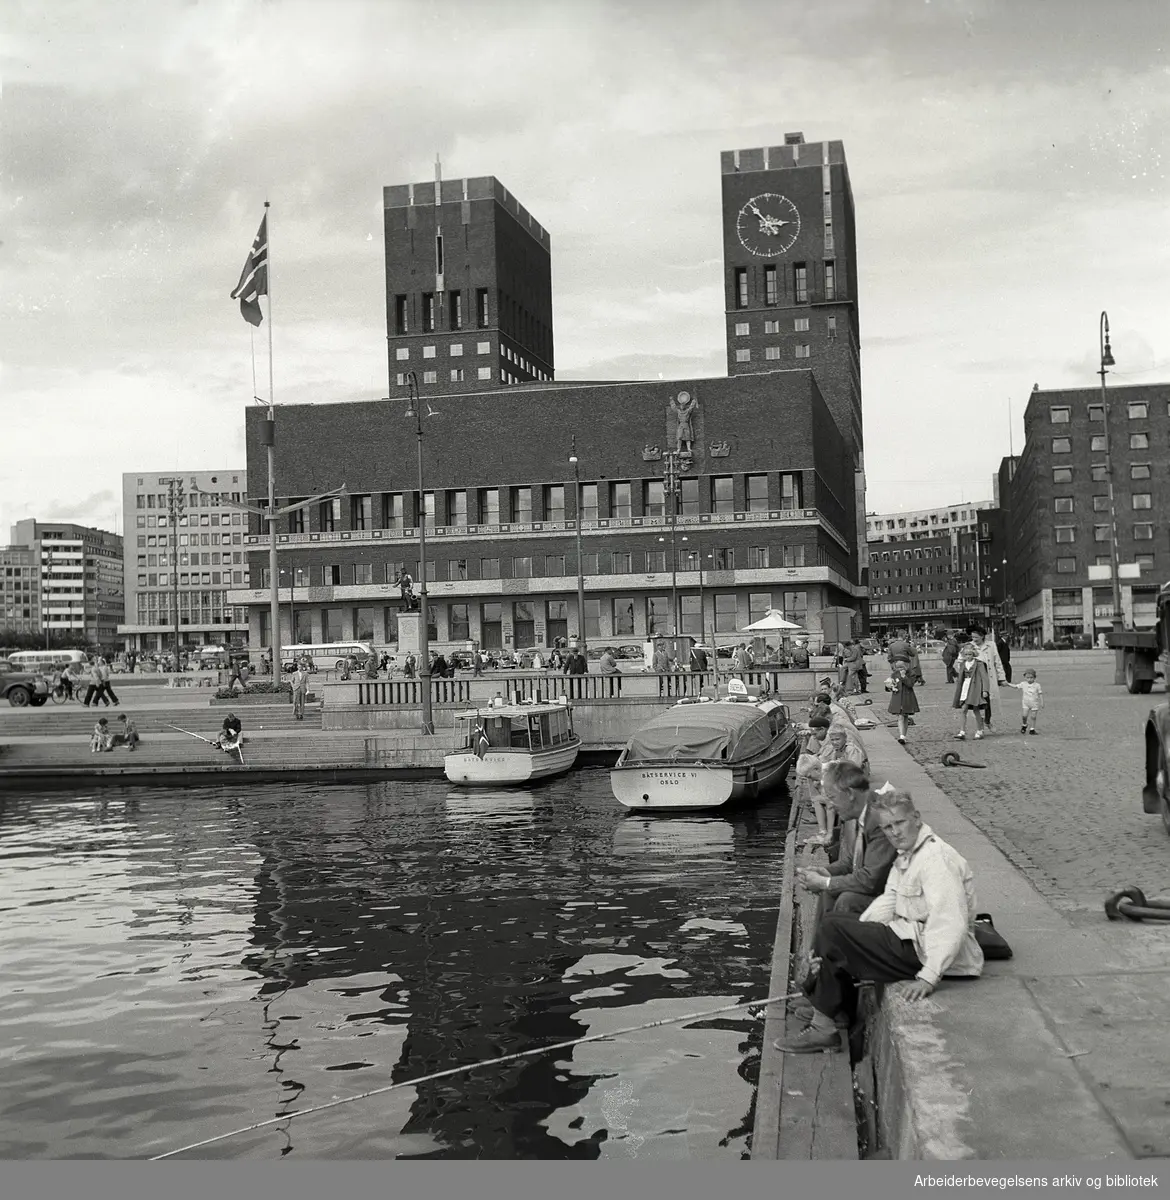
[[1007, 669, 1044, 735]]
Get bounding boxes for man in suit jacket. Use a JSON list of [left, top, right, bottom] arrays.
[[797, 761, 897, 916]]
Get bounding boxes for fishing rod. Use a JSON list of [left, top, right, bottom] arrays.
[[162, 722, 245, 763], [146, 989, 804, 1160]]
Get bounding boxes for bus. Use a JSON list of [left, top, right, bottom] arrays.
[[280, 641, 374, 672], [7, 649, 88, 676]]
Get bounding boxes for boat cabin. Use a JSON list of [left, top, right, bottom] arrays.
[[458, 703, 576, 753]]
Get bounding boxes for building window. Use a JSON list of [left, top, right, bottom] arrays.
[[645, 595, 670, 635], [475, 289, 489, 328], [480, 558, 500, 579], [544, 554, 565, 576], [449, 343, 464, 357], [644, 480, 665, 518], [1094, 525, 1110, 542], [581, 553, 598, 575], [449, 290, 463, 330], [1136, 553, 1155, 569], [613, 598, 636, 637], [353, 563, 374, 585], [795, 344, 810, 359], [1055, 526, 1076, 543], [477, 367, 492, 381], [422, 345, 436, 359], [734, 321, 750, 336], [1052, 467, 1073, 483], [511, 556, 532, 578], [320, 497, 340, 533], [647, 550, 666, 572], [579, 483, 598, 523], [1131, 464, 1151, 480], [422, 293, 435, 332], [735, 348, 751, 363], [827, 315, 837, 336], [1091, 464, 1108, 481], [714, 593, 738, 633], [782, 545, 805, 567], [422, 370, 437, 384], [1054, 497, 1074, 512], [1133, 493, 1153, 509], [481, 489, 500, 525], [1091, 435, 1107, 451], [612, 551, 632, 574], [512, 487, 532, 524], [824, 261, 836, 300], [679, 478, 700, 517], [351, 494, 372, 530], [1088, 404, 1104, 421], [1129, 402, 1148, 419], [446, 559, 468, 582], [1131, 433, 1149, 449], [734, 268, 748, 309], [747, 545, 769, 568], [779, 472, 802, 510], [765, 346, 781, 360], [1056, 557, 1077, 573], [746, 474, 768, 512], [1050, 407, 1071, 423], [1092, 494, 1109, 511], [476, 341, 490, 355], [794, 263, 807, 303], [764, 265, 778, 305], [793, 317, 809, 332], [450, 369, 463, 382], [545, 484, 565, 524], [764, 319, 780, 334], [713, 547, 735, 570], [712, 476, 734, 514], [610, 481, 631, 519], [1134, 523, 1154, 540], [394, 295, 408, 334], [1051, 437, 1072, 453]]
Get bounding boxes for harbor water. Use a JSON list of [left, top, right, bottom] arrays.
[[0, 772, 790, 1159]]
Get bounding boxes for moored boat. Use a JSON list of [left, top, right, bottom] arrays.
[[610, 680, 797, 811], [445, 698, 580, 785]]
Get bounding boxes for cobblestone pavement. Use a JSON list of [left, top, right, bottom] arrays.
[[860, 657, 1170, 923]]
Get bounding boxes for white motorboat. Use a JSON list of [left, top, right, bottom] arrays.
[[445, 699, 580, 785], [610, 680, 798, 811]]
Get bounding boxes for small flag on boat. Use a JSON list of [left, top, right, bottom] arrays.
[[230, 213, 268, 326], [473, 723, 489, 759]]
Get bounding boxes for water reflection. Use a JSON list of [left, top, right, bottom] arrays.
[[0, 772, 789, 1159]]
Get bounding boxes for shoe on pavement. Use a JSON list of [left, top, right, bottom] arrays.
[[954, 732, 966, 740], [774, 1025, 842, 1054], [974, 731, 984, 739], [897, 735, 906, 744], [1028, 729, 1037, 735], [1021, 725, 1027, 734]]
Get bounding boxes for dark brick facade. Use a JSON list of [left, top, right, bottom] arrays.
[[1007, 381, 1170, 640], [384, 176, 553, 400], [233, 372, 861, 651]]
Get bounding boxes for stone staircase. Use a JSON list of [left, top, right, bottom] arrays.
[[0, 705, 322, 736]]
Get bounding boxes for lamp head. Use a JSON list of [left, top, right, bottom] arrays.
[[568, 454, 578, 465], [1101, 341, 1115, 369]]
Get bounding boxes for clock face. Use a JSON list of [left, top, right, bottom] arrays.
[[735, 193, 801, 257]]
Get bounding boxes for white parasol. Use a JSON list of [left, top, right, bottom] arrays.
[[740, 609, 804, 632]]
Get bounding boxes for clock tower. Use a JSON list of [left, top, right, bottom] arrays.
[[720, 133, 866, 582]]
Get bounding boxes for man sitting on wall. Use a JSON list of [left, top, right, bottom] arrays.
[[777, 790, 983, 1054], [796, 762, 896, 918]]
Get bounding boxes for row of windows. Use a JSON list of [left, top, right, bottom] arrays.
[[1052, 464, 1154, 483], [136, 513, 244, 530], [396, 340, 492, 360], [867, 509, 978, 533], [394, 288, 491, 335], [733, 261, 836, 309], [257, 544, 812, 589], [1054, 545, 1159, 574], [137, 572, 243, 587], [135, 532, 241, 549], [136, 551, 243, 568], [1053, 521, 1155, 542], [135, 491, 242, 510], [260, 591, 815, 647], [733, 316, 838, 337], [1052, 433, 1154, 453], [871, 584, 978, 597], [279, 475, 808, 535], [395, 368, 493, 385], [871, 565, 973, 579], [1053, 492, 1152, 512], [735, 346, 811, 363], [1050, 401, 1161, 423]]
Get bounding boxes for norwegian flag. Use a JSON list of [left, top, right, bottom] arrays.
[[230, 213, 268, 326], [473, 723, 490, 759]]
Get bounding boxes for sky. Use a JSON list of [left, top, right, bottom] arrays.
[[3, 0, 1168, 539]]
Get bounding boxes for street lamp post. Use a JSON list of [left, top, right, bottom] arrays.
[[405, 370, 434, 736], [1099, 311, 1122, 627], [569, 437, 587, 659], [663, 452, 681, 636]]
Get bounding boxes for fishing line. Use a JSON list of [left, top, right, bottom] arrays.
[[147, 989, 802, 1160]]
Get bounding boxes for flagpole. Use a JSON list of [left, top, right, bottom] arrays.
[[265, 199, 281, 683]]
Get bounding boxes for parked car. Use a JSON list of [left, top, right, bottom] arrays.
[[859, 638, 880, 655], [0, 660, 51, 707]]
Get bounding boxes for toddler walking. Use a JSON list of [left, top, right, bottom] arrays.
[[1007, 668, 1044, 735]]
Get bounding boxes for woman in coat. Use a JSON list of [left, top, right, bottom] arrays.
[[952, 642, 990, 740], [968, 625, 1006, 731]]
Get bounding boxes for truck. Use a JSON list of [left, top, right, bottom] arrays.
[[1107, 582, 1170, 833], [1105, 581, 1170, 694]]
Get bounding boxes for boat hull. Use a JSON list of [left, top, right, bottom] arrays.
[[444, 740, 580, 786], [611, 739, 796, 811]]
